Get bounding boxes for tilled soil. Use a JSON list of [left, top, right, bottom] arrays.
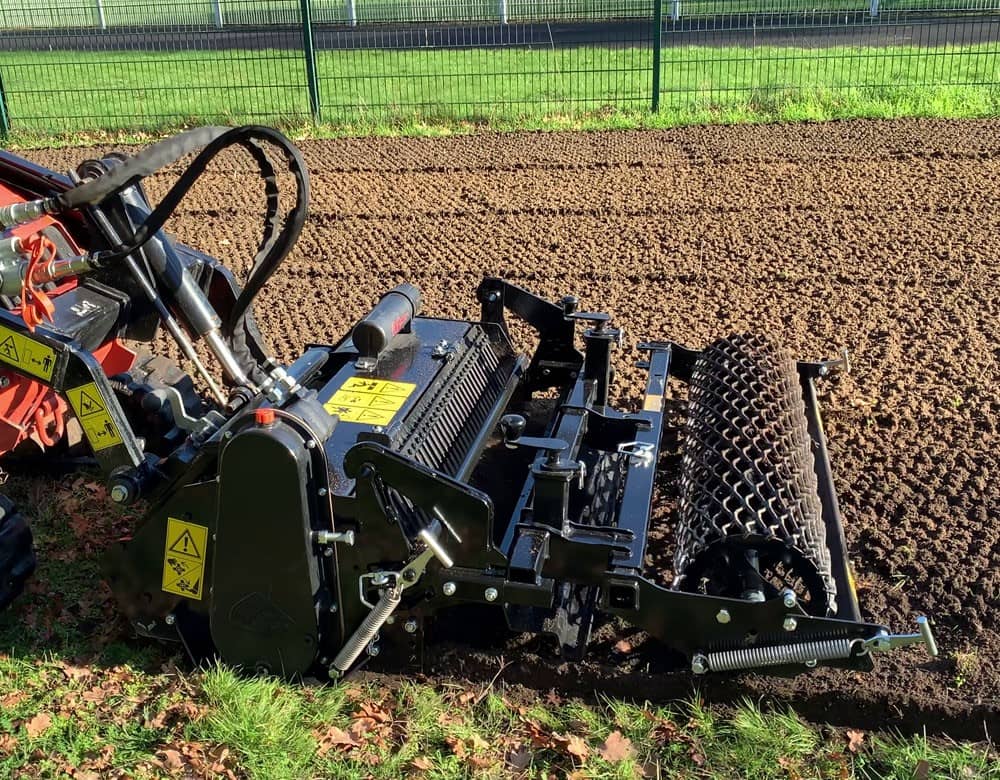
[[24, 118, 1000, 737]]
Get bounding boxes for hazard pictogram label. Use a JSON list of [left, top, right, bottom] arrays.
[[66, 382, 122, 452], [323, 377, 416, 426], [0, 324, 57, 381], [162, 517, 208, 600]]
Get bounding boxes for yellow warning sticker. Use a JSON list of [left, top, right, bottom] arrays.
[[323, 377, 416, 426], [162, 517, 208, 600], [0, 324, 57, 381], [66, 382, 122, 452]]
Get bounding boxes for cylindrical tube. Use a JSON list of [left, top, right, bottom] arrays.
[[352, 283, 421, 359]]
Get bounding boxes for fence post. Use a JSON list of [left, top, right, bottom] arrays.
[[0, 71, 10, 140], [300, 0, 322, 123], [498, 0, 508, 25], [95, 0, 107, 29], [651, 0, 663, 112], [212, 0, 224, 27], [346, 0, 357, 26]]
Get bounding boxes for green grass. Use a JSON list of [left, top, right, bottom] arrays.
[[2, 0, 999, 29], [0, 42, 998, 146], [0, 474, 997, 778]]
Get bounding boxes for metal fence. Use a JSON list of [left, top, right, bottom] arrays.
[[0, 0, 997, 137]]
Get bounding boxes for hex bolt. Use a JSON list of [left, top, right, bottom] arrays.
[[165, 614, 176, 626], [442, 582, 457, 597], [691, 654, 709, 675], [385, 616, 395, 625], [0, 376, 9, 389], [318, 487, 328, 497], [306, 439, 317, 449], [484, 587, 499, 602], [404, 619, 418, 634], [109, 484, 129, 504], [783, 616, 798, 632], [716, 609, 731, 624], [782, 589, 797, 609], [328, 603, 338, 614]]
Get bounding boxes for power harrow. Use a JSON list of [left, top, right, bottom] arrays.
[[0, 127, 936, 679]]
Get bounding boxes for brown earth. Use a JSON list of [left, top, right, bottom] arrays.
[[24, 118, 1000, 738]]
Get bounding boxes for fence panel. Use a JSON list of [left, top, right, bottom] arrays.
[[0, 0, 312, 135], [312, 2, 656, 126], [654, 2, 1000, 116], [0, 0, 997, 138]]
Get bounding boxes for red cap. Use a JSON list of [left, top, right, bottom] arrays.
[[255, 407, 276, 425]]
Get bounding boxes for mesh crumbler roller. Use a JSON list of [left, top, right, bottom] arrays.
[[674, 333, 838, 616]]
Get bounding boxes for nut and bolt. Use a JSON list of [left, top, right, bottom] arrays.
[[0, 376, 10, 389], [782, 589, 797, 609], [691, 654, 709, 675], [403, 619, 418, 634], [385, 616, 395, 625], [109, 484, 130, 504], [715, 609, 731, 624], [164, 614, 176, 626], [367, 643, 380, 657], [484, 587, 499, 602], [783, 616, 798, 632], [442, 582, 457, 597], [306, 439, 317, 449], [318, 487, 328, 497], [328, 603, 338, 614]]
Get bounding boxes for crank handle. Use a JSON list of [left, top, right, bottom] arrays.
[[865, 616, 938, 657]]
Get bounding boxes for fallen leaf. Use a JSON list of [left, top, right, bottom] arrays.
[[506, 743, 532, 770], [598, 730, 634, 762], [914, 759, 930, 780], [778, 755, 802, 780], [544, 690, 562, 706], [0, 734, 18, 755], [445, 734, 467, 758], [458, 690, 477, 705], [25, 712, 52, 739], [613, 639, 634, 654], [554, 733, 590, 762], [411, 756, 434, 771], [159, 748, 184, 770], [1, 692, 25, 708], [315, 725, 359, 757], [845, 728, 865, 754]]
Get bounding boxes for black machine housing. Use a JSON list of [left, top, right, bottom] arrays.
[[0, 129, 934, 681]]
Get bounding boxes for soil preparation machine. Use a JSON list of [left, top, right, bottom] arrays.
[[0, 126, 937, 679]]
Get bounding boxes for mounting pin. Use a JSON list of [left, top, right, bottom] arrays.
[[484, 587, 499, 602], [404, 619, 418, 634], [691, 654, 708, 675], [783, 616, 798, 632], [716, 609, 731, 624], [782, 589, 797, 609], [442, 582, 457, 596]]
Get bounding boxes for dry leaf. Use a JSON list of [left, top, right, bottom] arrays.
[[506, 744, 532, 771], [613, 639, 634, 654], [1, 692, 25, 708], [914, 759, 930, 780], [25, 712, 52, 739], [0, 734, 18, 755], [315, 726, 359, 757], [458, 690, 477, 705], [159, 748, 184, 770], [445, 734, 467, 758], [411, 756, 434, 771], [544, 690, 562, 706], [598, 730, 634, 762], [845, 728, 865, 754], [555, 733, 590, 762]]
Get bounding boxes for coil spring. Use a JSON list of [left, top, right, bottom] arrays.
[[331, 585, 402, 674], [707, 637, 860, 672]]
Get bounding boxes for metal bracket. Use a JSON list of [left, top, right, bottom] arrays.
[[618, 441, 655, 468], [358, 547, 436, 608]]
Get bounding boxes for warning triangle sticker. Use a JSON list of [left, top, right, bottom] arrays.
[[168, 529, 202, 560], [0, 335, 19, 363], [77, 390, 105, 417]]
